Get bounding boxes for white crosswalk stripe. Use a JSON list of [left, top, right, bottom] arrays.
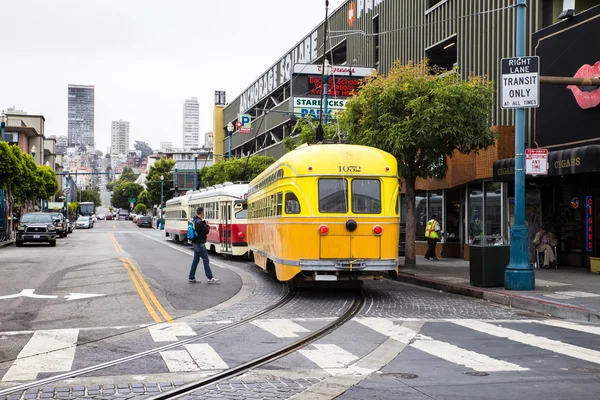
[[535, 319, 600, 336], [148, 322, 197, 342], [453, 320, 600, 365], [250, 319, 311, 338], [299, 344, 359, 369], [160, 343, 229, 372], [2, 329, 79, 381], [356, 317, 527, 372]]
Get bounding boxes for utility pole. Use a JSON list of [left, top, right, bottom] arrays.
[[505, 0, 535, 290]]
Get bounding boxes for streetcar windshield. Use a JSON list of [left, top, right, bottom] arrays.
[[235, 204, 248, 219], [352, 179, 381, 214], [318, 179, 348, 213]]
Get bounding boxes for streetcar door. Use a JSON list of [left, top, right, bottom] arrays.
[[220, 202, 232, 253]]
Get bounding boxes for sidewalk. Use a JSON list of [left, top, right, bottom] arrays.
[[0, 240, 14, 248], [397, 256, 600, 323]]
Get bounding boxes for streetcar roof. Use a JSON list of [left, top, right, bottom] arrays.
[[165, 194, 191, 206], [188, 183, 248, 202], [249, 144, 397, 186]]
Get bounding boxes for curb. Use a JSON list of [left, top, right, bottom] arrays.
[[0, 240, 15, 248], [397, 272, 600, 323]]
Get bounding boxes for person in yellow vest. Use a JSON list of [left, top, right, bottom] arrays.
[[424, 214, 441, 260]]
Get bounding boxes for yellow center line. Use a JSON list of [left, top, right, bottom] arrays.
[[121, 257, 162, 324], [107, 232, 123, 252], [124, 258, 173, 323]]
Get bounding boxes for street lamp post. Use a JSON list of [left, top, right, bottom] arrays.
[[322, 59, 332, 126], [65, 177, 70, 222], [173, 168, 178, 196], [1, 120, 5, 232], [193, 152, 199, 191], [160, 174, 164, 213], [227, 122, 234, 160]]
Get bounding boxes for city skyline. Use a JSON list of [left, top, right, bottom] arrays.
[[0, 0, 346, 153]]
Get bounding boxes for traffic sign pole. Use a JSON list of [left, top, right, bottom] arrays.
[[505, 0, 535, 291]]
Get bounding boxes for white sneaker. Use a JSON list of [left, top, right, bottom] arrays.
[[207, 278, 220, 284]]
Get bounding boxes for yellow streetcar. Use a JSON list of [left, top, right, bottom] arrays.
[[247, 143, 400, 283]]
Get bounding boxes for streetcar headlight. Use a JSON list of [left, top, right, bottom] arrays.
[[318, 225, 329, 235], [238, 232, 245, 239], [373, 225, 383, 235]]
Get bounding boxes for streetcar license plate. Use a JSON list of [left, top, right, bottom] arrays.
[[33, 235, 40, 239], [315, 275, 337, 281]]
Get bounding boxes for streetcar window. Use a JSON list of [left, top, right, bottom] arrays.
[[285, 192, 301, 214], [352, 179, 381, 214], [318, 179, 348, 213], [276, 192, 283, 216], [182, 210, 187, 219]]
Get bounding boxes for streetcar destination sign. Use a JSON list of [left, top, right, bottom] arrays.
[[501, 56, 540, 109]]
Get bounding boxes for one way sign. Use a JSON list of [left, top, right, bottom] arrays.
[[501, 56, 540, 109]]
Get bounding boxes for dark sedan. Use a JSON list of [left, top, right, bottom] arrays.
[[137, 216, 153, 228], [16, 212, 57, 247]]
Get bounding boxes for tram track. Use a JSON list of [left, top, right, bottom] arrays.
[[146, 290, 365, 400], [0, 287, 296, 397]]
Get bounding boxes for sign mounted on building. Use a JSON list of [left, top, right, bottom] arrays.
[[525, 148, 548, 175], [238, 31, 319, 114], [501, 56, 540, 109], [238, 114, 251, 134], [586, 196, 593, 253], [214, 91, 226, 106]]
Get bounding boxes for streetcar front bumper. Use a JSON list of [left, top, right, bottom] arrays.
[[298, 259, 397, 281]]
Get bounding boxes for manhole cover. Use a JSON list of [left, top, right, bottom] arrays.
[[569, 367, 600, 374], [463, 371, 489, 376], [381, 372, 419, 379]]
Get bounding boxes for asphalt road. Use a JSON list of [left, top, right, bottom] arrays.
[[1, 224, 600, 399]]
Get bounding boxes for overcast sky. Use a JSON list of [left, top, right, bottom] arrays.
[[1, 0, 346, 153]]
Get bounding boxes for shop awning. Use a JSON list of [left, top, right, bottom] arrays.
[[493, 144, 600, 181]]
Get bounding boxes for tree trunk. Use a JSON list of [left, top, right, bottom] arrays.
[[404, 176, 417, 266]]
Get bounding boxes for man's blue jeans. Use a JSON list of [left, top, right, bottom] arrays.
[[189, 242, 213, 280]]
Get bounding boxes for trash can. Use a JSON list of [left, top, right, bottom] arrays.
[[469, 235, 510, 287]]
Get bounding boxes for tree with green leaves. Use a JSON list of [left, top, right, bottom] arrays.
[[118, 167, 137, 183], [200, 156, 275, 187], [111, 182, 143, 210], [68, 202, 79, 218], [134, 203, 147, 215], [137, 190, 151, 208], [282, 116, 340, 152], [145, 158, 176, 206], [134, 141, 154, 158], [339, 60, 496, 265], [79, 190, 102, 207]]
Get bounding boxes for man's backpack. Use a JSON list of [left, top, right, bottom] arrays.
[[187, 220, 198, 241]]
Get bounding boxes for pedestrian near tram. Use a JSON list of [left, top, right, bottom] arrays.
[[424, 214, 441, 260], [188, 207, 220, 284]]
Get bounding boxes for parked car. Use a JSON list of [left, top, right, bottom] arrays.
[[137, 216, 153, 228], [129, 213, 137, 221], [118, 210, 129, 220], [106, 214, 113, 221], [50, 212, 69, 238], [15, 212, 57, 247], [97, 213, 106, 220], [75, 216, 92, 229], [133, 215, 140, 223]]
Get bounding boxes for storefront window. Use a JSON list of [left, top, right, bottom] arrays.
[[415, 191, 427, 241], [446, 188, 461, 242], [428, 190, 443, 236], [468, 183, 483, 243], [485, 182, 502, 236]]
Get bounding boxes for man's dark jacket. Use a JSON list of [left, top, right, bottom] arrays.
[[192, 216, 210, 243]]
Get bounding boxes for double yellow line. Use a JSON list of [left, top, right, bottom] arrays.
[[108, 232, 173, 324], [121, 257, 173, 324], [108, 232, 123, 252]]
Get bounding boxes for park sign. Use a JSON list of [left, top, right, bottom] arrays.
[[501, 56, 540, 109]]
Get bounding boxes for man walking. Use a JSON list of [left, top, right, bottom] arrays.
[[424, 214, 441, 260], [188, 207, 220, 284]]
